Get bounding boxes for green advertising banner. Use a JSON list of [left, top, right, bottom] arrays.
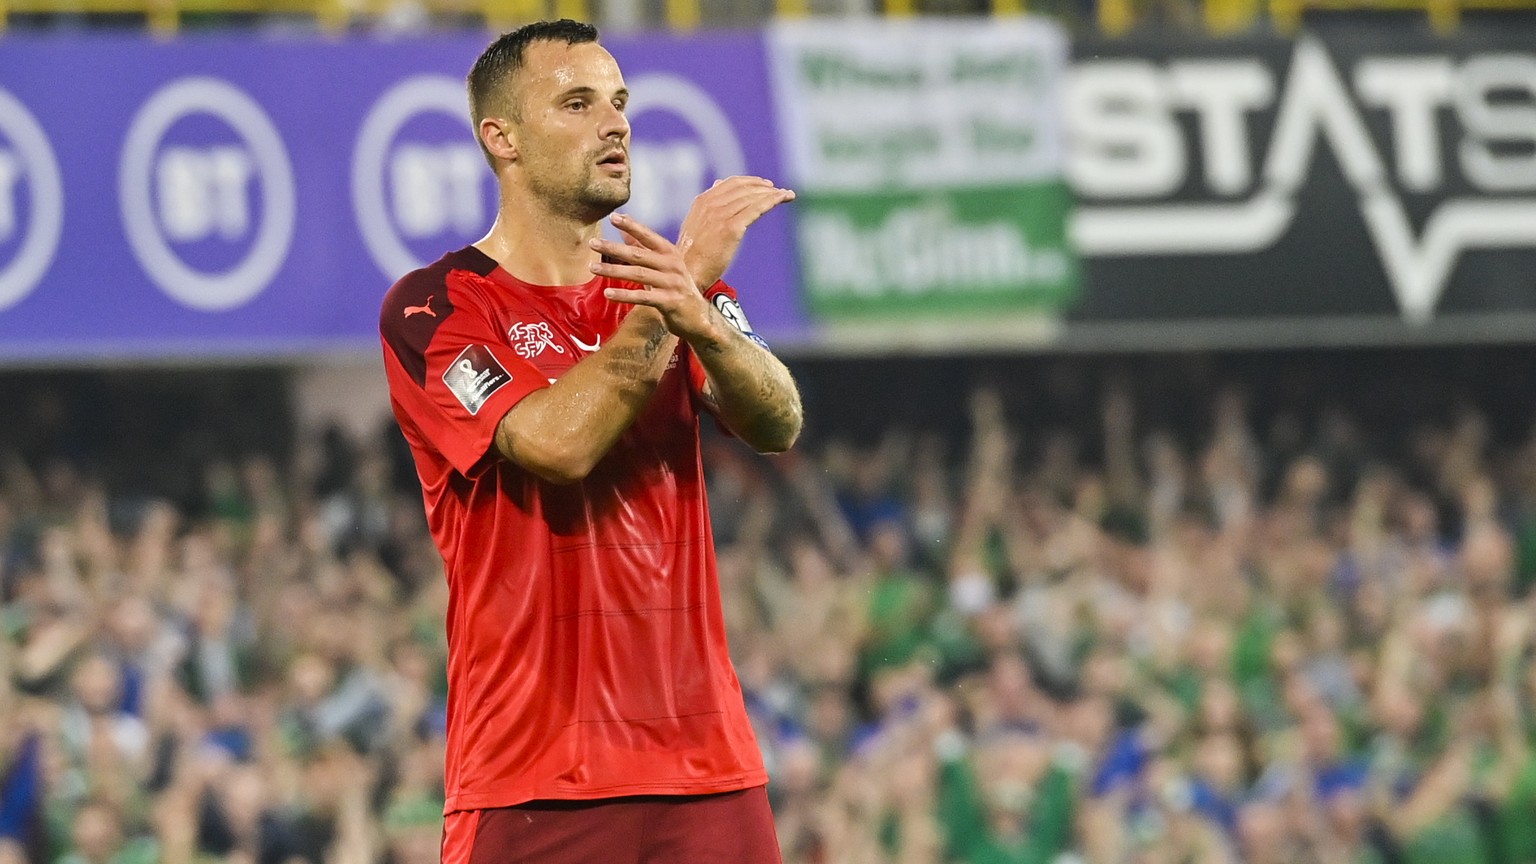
[[768, 18, 1077, 323]]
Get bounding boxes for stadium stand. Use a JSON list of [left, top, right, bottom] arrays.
[[2, 351, 1535, 863], [4, 0, 1536, 858]]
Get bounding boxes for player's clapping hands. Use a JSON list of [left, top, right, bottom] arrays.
[[677, 176, 796, 289], [589, 213, 720, 343]]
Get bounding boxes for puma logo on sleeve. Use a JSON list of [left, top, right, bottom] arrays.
[[404, 296, 438, 318]]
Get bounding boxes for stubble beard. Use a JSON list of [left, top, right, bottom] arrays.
[[530, 157, 631, 226], [576, 166, 631, 222]]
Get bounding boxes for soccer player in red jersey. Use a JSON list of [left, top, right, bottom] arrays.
[[377, 19, 802, 864]]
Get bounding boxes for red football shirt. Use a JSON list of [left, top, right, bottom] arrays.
[[379, 246, 767, 814]]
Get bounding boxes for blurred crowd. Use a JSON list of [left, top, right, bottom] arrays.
[[0, 415, 447, 864], [1, 364, 1536, 864]]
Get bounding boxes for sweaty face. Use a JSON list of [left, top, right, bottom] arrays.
[[509, 41, 631, 222]]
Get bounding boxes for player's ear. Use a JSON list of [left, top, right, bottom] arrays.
[[480, 116, 518, 163]]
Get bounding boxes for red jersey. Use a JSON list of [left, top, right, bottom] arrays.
[[379, 246, 767, 814]]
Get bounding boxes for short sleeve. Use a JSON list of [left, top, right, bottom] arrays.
[[381, 271, 549, 477]]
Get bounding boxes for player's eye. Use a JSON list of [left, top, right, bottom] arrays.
[[566, 100, 587, 112], [613, 99, 627, 113]]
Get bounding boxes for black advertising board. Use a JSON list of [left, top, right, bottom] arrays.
[[1065, 16, 1536, 349]]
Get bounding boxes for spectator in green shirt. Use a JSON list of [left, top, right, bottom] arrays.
[[938, 727, 1076, 864], [53, 800, 157, 864]]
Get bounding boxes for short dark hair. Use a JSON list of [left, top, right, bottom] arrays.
[[467, 19, 600, 136]]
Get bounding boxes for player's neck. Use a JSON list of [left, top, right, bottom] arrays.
[[475, 199, 602, 288]]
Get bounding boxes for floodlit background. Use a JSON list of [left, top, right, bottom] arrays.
[[1, 3, 1536, 864]]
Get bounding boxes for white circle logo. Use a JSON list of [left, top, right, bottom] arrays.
[[353, 75, 483, 280], [0, 88, 65, 312], [119, 77, 295, 312], [625, 73, 748, 232]]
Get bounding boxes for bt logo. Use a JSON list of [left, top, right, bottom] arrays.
[[0, 150, 19, 240], [0, 87, 64, 312], [624, 73, 747, 236], [353, 76, 496, 279], [389, 143, 486, 240], [119, 77, 295, 311], [156, 146, 256, 242]]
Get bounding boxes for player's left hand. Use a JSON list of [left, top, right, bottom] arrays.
[[678, 176, 796, 290], [592, 213, 717, 341]]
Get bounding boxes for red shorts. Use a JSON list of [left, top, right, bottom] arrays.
[[441, 786, 781, 864]]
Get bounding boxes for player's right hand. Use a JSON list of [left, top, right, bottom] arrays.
[[591, 213, 717, 343], [677, 176, 796, 290]]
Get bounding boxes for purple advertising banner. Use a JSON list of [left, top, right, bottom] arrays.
[[0, 32, 802, 361]]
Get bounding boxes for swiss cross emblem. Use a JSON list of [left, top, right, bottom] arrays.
[[507, 321, 567, 360]]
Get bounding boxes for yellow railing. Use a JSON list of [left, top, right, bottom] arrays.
[[1267, 0, 1536, 32], [771, 0, 1025, 18], [0, 0, 1531, 36], [1100, 0, 1536, 34], [0, 0, 588, 33], [1201, 0, 1259, 33]]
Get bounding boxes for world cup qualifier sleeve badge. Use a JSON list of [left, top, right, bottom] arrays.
[[442, 344, 512, 415]]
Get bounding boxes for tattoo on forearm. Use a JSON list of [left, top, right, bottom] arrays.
[[642, 321, 668, 359], [605, 317, 672, 383], [605, 344, 646, 379], [749, 363, 801, 443], [703, 323, 802, 448]]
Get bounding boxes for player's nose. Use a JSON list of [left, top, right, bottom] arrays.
[[597, 101, 629, 140]]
